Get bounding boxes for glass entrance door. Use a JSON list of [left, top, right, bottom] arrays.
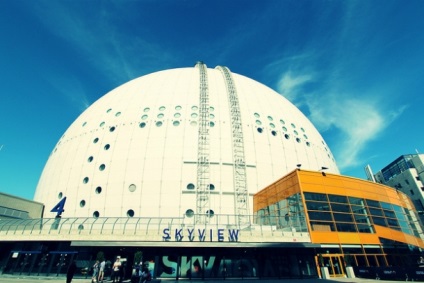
[[321, 255, 345, 277]]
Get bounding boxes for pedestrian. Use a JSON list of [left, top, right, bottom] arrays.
[[66, 261, 77, 283], [140, 265, 151, 283], [112, 257, 122, 283], [92, 260, 99, 283], [98, 259, 106, 283]]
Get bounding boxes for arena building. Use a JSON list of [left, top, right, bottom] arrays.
[[1, 63, 423, 281]]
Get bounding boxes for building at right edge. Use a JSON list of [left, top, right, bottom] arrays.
[[254, 169, 424, 279], [370, 154, 424, 226]]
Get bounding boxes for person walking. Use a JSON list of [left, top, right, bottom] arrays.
[[98, 259, 106, 283], [91, 260, 99, 283], [112, 257, 122, 283]]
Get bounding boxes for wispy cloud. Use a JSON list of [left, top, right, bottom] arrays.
[[277, 71, 314, 102], [28, 2, 166, 83], [273, 64, 407, 171]]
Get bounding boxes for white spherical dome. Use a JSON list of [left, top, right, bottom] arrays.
[[34, 64, 339, 219]]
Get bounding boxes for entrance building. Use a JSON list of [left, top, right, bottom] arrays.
[[254, 169, 424, 278]]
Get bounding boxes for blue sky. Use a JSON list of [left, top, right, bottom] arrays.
[[1, 1, 424, 200]]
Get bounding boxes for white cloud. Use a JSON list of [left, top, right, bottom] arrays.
[[306, 93, 406, 170], [277, 71, 314, 102]]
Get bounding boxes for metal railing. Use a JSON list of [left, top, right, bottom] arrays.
[[0, 214, 311, 243]]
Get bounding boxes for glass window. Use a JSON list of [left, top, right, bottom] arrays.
[[366, 199, 381, 208], [328, 194, 348, 203], [306, 201, 330, 211], [349, 197, 365, 206], [354, 214, 371, 224], [174, 112, 181, 118], [380, 202, 393, 210], [351, 205, 367, 215], [383, 210, 396, 218], [387, 218, 399, 227], [372, 216, 388, 227], [336, 223, 357, 232], [308, 211, 332, 221], [357, 224, 374, 233], [369, 208, 384, 217], [304, 192, 328, 202], [333, 213, 354, 222]]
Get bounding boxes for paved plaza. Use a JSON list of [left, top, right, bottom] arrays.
[[0, 275, 408, 283]]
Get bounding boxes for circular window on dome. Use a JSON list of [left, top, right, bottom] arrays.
[[143, 107, 150, 112], [141, 114, 148, 120], [80, 200, 86, 207], [255, 120, 262, 125], [271, 130, 277, 136], [128, 184, 136, 192], [257, 127, 263, 133], [190, 121, 197, 126], [95, 186, 102, 194], [187, 183, 195, 190], [282, 126, 287, 132], [254, 113, 260, 118], [296, 138, 301, 143], [209, 184, 215, 190], [100, 122, 105, 127], [139, 122, 146, 128], [93, 211, 100, 218], [294, 130, 298, 135], [174, 113, 181, 118], [58, 192, 63, 199], [157, 113, 164, 119], [110, 126, 116, 132], [280, 119, 285, 124], [156, 121, 163, 127], [83, 177, 89, 184], [78, 224, 84, 230], [206, 210, 215, 218], [93, 138, 99, 144], [291, 123, 296, 128], [210, 114, 215, 119], [284, 134, 290, 139], [210, 106, 215, 111], [99, 164, 106, 171], [175, 105, 182, 110], [270, 123, 275, 128], [173, 121, 180, 126], [127, 209, 135, 217], [104, 144, 110, 150], [185, 209, 194, 218], [210, 121, 215, 127], [115, 112, 121, 117], [82, 122, 87, 127], [301, 127, 305, 132], [267, 116, 273, 121], [304, 134, 308, 139], [107, 108, 112, 113], [191, 113, 198, 118], [306, 141, 310, 147], [191, 106, 198, 111], [88, 156, 93, 163]]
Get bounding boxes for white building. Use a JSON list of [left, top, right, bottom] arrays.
[[34, 62, 338, 221], [373, 154, 424, 223]]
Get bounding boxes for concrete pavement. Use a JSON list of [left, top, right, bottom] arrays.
[[0, 275, 410, 283]]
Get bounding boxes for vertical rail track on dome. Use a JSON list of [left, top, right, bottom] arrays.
[[216, 66, 250, 227], [195, 62, 210, 224]]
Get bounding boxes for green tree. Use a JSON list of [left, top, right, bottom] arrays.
[[134, 251, 143, 265], [96, 251, 105, 262]]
